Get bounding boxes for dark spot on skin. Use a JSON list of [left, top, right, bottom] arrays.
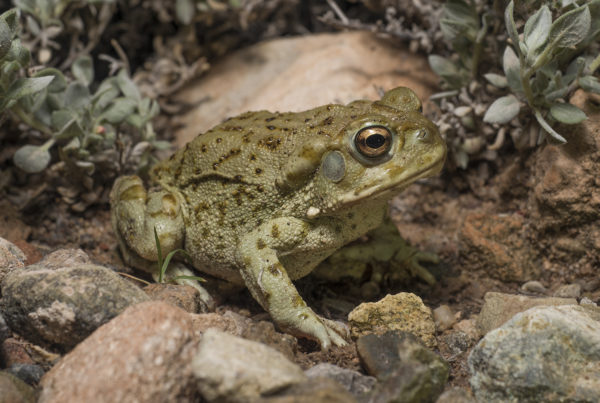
[[250, 154, 257, 161], [322, 116, 334, 125], [326, 106, 332, 111], [304, 118, 311, 122], [351, 224, 357, 230], [212, 163, 219, 170], [202, 228, 209, 237], [335, 225, 342, 233], [257, 239, 266, 249], [255, 168, 263, 175], [234, 175, 243, 181], [169, 154, 175, 161], [268, 263, 282, 275], [174, 166, 182, 180], [201, 144, 207, 153], [215, 244, 225, 250], [265, 117, 276, 122], [347, 212, 355, 219], [216, 138, 222, 143], [350, 115, 357, 119], [317, 130, 324, 135], [271, 224, 280, 239], [257, 185, 264, 192], [266, 125, 276, 130], [292, 295, 308, 308]]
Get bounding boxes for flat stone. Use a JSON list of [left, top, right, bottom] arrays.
[[192, 328, 306, 402], [553, 283, 581, 299], [349, 293, 437, 348], [39, 301, 199, 402], [174, 31, 438, 146], [475, 291, 577, 335], [1, 263, 149, 351], [305, 363, 376, 398], [469, 304, 600, 402]]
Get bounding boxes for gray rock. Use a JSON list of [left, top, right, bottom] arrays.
[[39, 301, 199, 403], [476, 291, 577, 335], [0, 371, 38, 403], [192, 328, 306, 402], [0, 237, 26, 284], [553, 283, 582, 299], [1, 263, 149, 350], [469, 305, 600, 402], [6, 364, 45, 386], [442, 331, 472, 355], [357, 331, 448, 403], [305, 363, 376, 397]]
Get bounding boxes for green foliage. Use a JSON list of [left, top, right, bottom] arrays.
[[174, 0, 242, 24], [430, 0, 600, 149], [154, 227, 203, 284], [1, 6, 164, 183]]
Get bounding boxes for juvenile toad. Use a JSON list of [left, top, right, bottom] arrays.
[[110, 87, 446, 349]]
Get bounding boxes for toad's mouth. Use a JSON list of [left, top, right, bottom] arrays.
[[338, 156, 446, 206]]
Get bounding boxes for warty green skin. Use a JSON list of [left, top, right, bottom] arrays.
[[110, 87, 447, 349]]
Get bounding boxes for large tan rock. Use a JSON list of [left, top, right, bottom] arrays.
[[174, 31, 438, 145]]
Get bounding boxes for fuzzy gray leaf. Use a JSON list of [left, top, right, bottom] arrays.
[[484, 73, 508, 88], [176, 0, 195, 25], [6, 76, 54, 101], [101, 97, 137, 124], [580, 76, 600, 94], [13, 144, 51, 173], [0, 19, 11, 59], [550, 103, 587, 124], [484, 95, 520, 124], [534, 110, 567, 143], [116, 69, 140, 101], [548, 5, 591, 50], [428, 55, 467, 89], [504, 1, 521, 57], [502, 47, 522, 92], [524, 6, 551, 57], [72, 55, 94, 86]]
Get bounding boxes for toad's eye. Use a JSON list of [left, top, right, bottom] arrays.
[[354, 126, 393, 158]]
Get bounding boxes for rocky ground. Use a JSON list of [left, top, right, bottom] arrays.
[[1, 32, 600, 403]]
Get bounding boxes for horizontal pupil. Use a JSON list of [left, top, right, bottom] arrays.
[[366, 134, 386, 149]]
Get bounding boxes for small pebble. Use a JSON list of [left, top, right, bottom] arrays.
[[553, 284, 581, 299], [433, 305, 456, 332], [521, 280, 547, 294]]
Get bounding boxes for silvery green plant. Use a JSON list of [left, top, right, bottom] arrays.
[[429, 0, 490, 90], [1, 7, 165, 182], [484, 0, 600, 142], [430, 0, 600, 151], [0, 9, 54, 120]]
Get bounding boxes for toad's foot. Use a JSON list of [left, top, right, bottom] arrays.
[[238, 217, 350, 350]]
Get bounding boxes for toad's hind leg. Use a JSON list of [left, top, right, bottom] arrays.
[[110, 175, 185, 272]]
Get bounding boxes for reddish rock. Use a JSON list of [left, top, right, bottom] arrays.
[[39, 301, 199, 403], [1, 338, 35, 367], [459, 212, 537, 282]]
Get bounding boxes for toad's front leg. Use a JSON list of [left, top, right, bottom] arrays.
[[237, 217, 348, 350]]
